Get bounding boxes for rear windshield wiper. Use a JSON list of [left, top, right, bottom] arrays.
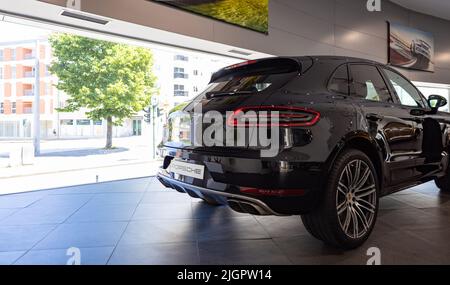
[[206, 91, 254, 99]]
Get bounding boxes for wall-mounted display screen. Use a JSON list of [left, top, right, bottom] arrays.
[[389, 22, 434, 72], [150, 0, 269, 34]]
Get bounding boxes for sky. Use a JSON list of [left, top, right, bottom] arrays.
[[0, 21, 52, 43]]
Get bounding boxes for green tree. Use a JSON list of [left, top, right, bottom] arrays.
[[49, 34, 158, 148]]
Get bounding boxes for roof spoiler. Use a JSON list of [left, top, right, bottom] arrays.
[[210, 57, 302, 83]]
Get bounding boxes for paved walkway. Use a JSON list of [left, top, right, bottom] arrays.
[[0, 177, 449, 265]]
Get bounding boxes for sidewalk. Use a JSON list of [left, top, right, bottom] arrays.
[[0, 136, 162, 194]]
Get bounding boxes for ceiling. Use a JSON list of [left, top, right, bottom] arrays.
[[0, 0, 271, 60], [390, 0, 450, 21]]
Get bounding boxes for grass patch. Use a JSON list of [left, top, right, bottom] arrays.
[[184, 0, 268, 33]]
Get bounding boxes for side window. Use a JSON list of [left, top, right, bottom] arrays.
[[383, 69, 425, 108], [349, 65, 393, 103], [328, 65, 349, 95]]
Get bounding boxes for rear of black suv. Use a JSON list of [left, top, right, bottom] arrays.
[[157, 56, 357, 216]]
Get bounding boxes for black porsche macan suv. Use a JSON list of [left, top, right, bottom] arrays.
[[157, 56, 450, 249]]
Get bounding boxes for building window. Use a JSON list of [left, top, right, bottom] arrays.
[[0, 50, 3, 61], [45, 83, 51, 95], [0, 67, 3, 79], [93, 120, 103, 126], [193, 70, 199, 76], [193, 86, 198, 92], [12, 102, 16, 114], [11, 66, 16, 79], [61, 119, 74, 125], [174, 67, 188, 79], [0, 103, 4, 114], [174, 55, 188, 61], [76, 119, 91, 126], [174, 84, 188, 96], [11, 49, 16, 61]]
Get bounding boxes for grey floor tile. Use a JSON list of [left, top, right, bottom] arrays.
[[0, 193, 45, 209], [34, 222, 127, 250], [0, 209, 17, 221], [140, 191, 193, 204], [14, 247, 114, 265], [191, 202, 248, 220], [379, 196, 413, 210], [109, 242, 199, 265], [87, 192, 144, 206], [0, 251, 26, 265], [378, 207, 447, 230], [199, 239, 291, 265], [0, 224, 57, 251], [118, 220, 196, 246], [391, 193, 449, 209], [254, 215, 309, 238], [196, 216, 270, 242], [66, 203, 137, 223], [132, 203, 192, 220]]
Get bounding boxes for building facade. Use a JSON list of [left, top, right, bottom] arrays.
[[0, 37, 236, 140]]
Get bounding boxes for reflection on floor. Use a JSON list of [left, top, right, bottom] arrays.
[[0, 177, 449, 265]]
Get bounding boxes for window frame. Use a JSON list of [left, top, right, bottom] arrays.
[[347, 63, 395, 104], [327, 63, 350, 96], [380, 66, 429, 109]]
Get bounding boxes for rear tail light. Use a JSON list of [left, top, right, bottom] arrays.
[[226, 106, 320, 127], [240, 187, 306, 197]]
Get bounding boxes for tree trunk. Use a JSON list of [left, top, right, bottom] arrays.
[[105, 116, 113, 149]]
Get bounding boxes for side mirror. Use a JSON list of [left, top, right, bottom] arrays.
[[428, 95, 447, 113]]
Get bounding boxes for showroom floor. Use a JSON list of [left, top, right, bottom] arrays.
[[0, 177, 449, 265]]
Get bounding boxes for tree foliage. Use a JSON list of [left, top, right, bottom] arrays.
[[49, 34, 158, 127]]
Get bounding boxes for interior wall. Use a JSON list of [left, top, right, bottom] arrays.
[[40, 0, 450, 84]]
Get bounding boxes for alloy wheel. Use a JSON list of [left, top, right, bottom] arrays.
[[336, 159, 377, 239]]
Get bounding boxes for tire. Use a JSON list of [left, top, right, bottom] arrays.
[[435, 174, 450, 193], [301, 149, 379, 249]]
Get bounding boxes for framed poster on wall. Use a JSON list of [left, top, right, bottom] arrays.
[[150, 0, 269, 34], [388, 22, 435, 72]]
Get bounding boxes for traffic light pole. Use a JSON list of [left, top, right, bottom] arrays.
[[33, 40, 41, 156], [152, 105, 156, 159]]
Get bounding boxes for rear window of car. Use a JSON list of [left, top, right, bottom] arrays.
[[205, 58, 301, 97]]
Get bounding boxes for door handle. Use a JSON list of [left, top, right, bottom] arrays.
[[366, 113, 383, 121]]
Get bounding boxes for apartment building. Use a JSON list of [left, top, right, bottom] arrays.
[[0, 39, 55, 139]]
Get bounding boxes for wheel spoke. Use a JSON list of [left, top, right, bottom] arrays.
[[352, 160, 362, 188], [338, 183, 348, 195], [355, 186, 376, 198], [353, 167, 371, 191], [350, 208, 359, 238], [355, 198, 376, 214], [337, 200, 347, 215], [344, 165, 353, 186], [353, 205, 370, 233], [343, 208, 352, 233]]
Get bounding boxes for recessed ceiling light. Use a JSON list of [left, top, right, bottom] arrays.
[[228, 49, 253, 56], [60, 10, 110, 25]]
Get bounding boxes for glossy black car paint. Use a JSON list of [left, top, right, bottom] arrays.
[[157, 56, 450, 215]]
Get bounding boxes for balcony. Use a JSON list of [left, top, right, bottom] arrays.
[[24, 71, 35, 78], [174, 73, 189, 79], [23, 89, 34, 97], [24, 53, 35, 60], [174, 91, 189, 97]]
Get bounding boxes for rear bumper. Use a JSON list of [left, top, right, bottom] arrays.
[[157, 169, 284, 215], [157, 155, 324, 215]]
